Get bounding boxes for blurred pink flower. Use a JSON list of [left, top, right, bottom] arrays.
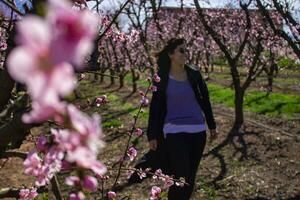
[[150, 186, 161, 200], [19, 188, 38, 200], [107, 191, 117, 199], [83, 175, 98, 192], [134, 128, 143, 137], [140, 96, 149, 107], [95, 95, 108, 107], [65, 176, 80, 186], [127, 147, 137, 161], [149, 85, 157, 92], [22, 101, 67, 123], [0, 41, 7, 51], [153, 74, 161, 83], [36, 135, 48, 152], [69, 191, 85, 200], [51, 105, 106, 175], [23, 151, 42, 176], [48, 0, 99, 67]]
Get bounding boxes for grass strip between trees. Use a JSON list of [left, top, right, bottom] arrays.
[[207, 83, 300, 119]]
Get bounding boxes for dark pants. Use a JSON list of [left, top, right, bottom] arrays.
[[166, 131, 206, 200]]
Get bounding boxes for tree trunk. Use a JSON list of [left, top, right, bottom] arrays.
[[0, 69, 15, 111], [233, 89, 245, 132], [119, 74, 124, 89], [100, 74, 105, 83], [109, 69, 115, 86], [131, 69, 138, 93]]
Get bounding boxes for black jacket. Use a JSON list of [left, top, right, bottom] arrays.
[[146, 64, 216, 142]]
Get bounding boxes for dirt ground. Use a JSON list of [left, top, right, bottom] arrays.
[[0, 81, 299, 200]]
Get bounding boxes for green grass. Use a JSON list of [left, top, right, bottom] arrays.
[[102, 118, 122, 128], [207, 83, 300, 118], [197, 177, 218, 200]]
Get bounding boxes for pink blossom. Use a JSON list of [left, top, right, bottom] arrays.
[[127, 147, 137, 161], [69, 192, 85, 200], [61, 160, 72, 171], [126, 169, 135, 179], [19, 188, 38, 200], [83, 175, 98, 192], [134, 128, 143, 137], [153, 74, 161, 83], [47, 0, 99, 67], [150, 186, 161, 200], [36, 136, 48, 152], [23, 151, 42, 176], [101, 16, 110, 26], [162, 175, 174, 188], [138, 90, 145, 96], [152, 169, 162, 179], [140, 96, 149, 107], [0, 41, 7, 51], [51, 126, 106, 175], [95, 95, 108, 107], [34, 165, 54, 186], [43, 146, 63, 170], [137, 168, 147, 179], [7, 0, 99, 123], [22, 101, 66, 124], [128, 29, 140, 43], [65, 176, 80, 186], [78, 73, 85, 81], [149, 85, 157, 92], [107, 191, 117, 199]]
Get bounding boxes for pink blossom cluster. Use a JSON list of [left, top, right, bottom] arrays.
[[23, 147, 63, 186], [23, 104, 106, 196], [138, 89, 149, 107], [6, 0, 108, 199], [0, 27, 7, 51], [150, 186, 161, 200], [107, 191, 117, 199], [134, 128, 143, 137], [100, 15, 140, 44], [94, 95, 108, 107], [66, 175, 98, 192], [52, 105, 106, 174], [7, 0, 99, 124], [152, 169, 186, 188], [19, 187, 38, 200], [127, 146, 138, 161]]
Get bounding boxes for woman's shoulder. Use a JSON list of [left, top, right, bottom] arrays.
[[185, 64, 203, 79]]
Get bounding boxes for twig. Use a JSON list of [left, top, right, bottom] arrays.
[[98, 0, 132, 41], [50, 175, 63, 200], [111, 80, 152, 190], [0, 0, 24, 16], [0, 150, 28, 159]]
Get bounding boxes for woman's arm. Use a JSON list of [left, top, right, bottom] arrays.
[[197, 72, 217, 130]]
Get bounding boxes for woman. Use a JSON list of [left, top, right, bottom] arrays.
[[147, 38, 218, 200]]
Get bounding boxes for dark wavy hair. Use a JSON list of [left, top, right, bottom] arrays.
[[155, 38, 186, 81]]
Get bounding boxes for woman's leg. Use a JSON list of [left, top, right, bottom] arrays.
[[187, 132, 207, 198], [166, 133, 191, 200]]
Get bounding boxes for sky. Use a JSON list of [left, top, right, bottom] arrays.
[[89, 0, 300, 10], [88, 0, 300, 21]]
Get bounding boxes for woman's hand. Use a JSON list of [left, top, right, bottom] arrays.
[[149, 139, 157, 151], [209, 129, 218, 143]]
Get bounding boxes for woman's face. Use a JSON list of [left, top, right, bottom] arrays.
[[169, 44, 188, 66]]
